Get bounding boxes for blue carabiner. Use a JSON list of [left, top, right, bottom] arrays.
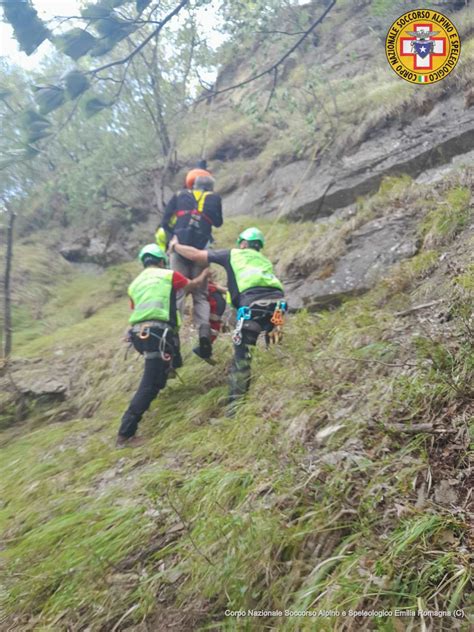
[[236, 306, 251, 321]]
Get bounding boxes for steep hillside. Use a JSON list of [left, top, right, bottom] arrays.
[[1, 1, 473, 630], [1, 171, 473, 630], [43, 0, 474, 309], [194, 1, 474, 218]]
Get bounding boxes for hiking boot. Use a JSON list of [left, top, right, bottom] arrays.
[[116, 435, 147, 449], [198, 335, 212, 359], [172, 350, 183, 369], [198, 324, 213, 360], [225, 396, 245, 418], [193, 345, 216, 365]]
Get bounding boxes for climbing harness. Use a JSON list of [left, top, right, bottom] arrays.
[[131, 322, 173, 362], [232, 301, 287, 347], [175, 190, 212, 224]]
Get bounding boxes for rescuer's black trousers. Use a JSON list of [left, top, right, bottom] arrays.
[[118, 328, 175, 438], [228, 304, 277, 411]]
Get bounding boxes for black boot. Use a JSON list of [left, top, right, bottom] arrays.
[[197, 323, 212, 360], [172, 349, 183, 369], [117, 410, 141, 440]]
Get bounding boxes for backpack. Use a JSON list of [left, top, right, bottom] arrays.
[[175, 190, 212, 249]]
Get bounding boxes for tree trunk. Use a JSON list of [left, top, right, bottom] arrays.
[[3, 205, 15, 359]]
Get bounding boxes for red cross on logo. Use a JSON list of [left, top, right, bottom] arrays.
[[400, 23, 446, 71]]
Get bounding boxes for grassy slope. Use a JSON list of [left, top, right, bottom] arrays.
[[0, 175, 473, 631]]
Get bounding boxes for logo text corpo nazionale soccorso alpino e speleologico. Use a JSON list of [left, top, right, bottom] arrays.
[[386, 9, 461, 84]]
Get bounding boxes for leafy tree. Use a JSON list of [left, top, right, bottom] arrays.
[[2, 1, 336, 151], [0, 0, 337, 235]]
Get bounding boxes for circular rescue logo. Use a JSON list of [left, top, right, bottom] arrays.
[[385, 9, 461, 84]]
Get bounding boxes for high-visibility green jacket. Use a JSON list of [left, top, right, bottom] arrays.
[[229, 248, 283, 295], [128, 268, 173, 325]]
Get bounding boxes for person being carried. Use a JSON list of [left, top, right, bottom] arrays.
[[207, 271, 228, 344], [117, 244, 208, 448], [170, 227, 286, 415], [156, 168, 223, 362], [155, 164, 214, 251]]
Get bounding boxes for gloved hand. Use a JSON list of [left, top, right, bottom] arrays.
[[155, 227, 168, 252]]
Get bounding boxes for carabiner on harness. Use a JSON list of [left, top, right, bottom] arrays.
[[232, 318, 244, 346], [159, 327, 172, 362], [271, 300, 287, 326], [232, 306, 252, 346], [236, 306, 251, 321], [268, 300, 287, 344], [138, 325, 150, 340]]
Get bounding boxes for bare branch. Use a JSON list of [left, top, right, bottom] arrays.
[[3, 205, 15, 359], [93, 75, 126, 84], [165, 489, 215, 567], [383, 423, 456, 434], [132, 44, 171, 155], [195, 70, 213, 92], [264, 67, 278, 113], [113, 58, 132, 102], [195, 0, 336, 103], [255, 29, 307, 36], [394, 299, 446, 317], [89, 0, 189, 76]]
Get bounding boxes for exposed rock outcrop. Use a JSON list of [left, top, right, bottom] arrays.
[[286, 211, 422, 310], [223, 93, 474, 222], [18, 377, 67, 401], [60, 235, 128, 266]]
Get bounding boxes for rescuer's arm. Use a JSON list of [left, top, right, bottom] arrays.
[[185, 267, 209, 293], [172, 269, 209, 295]]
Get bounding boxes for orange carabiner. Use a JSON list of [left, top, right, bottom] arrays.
[[271, 309, 284, 326], [138, 325, 150, 340]]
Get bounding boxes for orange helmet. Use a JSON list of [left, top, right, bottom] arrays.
[[185, 168, 212, 189]]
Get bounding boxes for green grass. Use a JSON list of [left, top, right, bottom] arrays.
[[1, 177, 473, 630], [422, 186, 471, 248]]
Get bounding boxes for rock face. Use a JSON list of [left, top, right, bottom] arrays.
[[60, 235, 128, 266], [220, 89, 473, 311], [0, 366, 68, 426], [59, 214, 161, 266], [11, 365, 68, 402], [223, 93, 474, 221], [19, 377, 67, 401], [286, 212, 421, 310]]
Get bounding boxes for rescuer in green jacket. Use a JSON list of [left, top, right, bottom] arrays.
[[117, 244, 208, 447], [169, 227, 287, 415]]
